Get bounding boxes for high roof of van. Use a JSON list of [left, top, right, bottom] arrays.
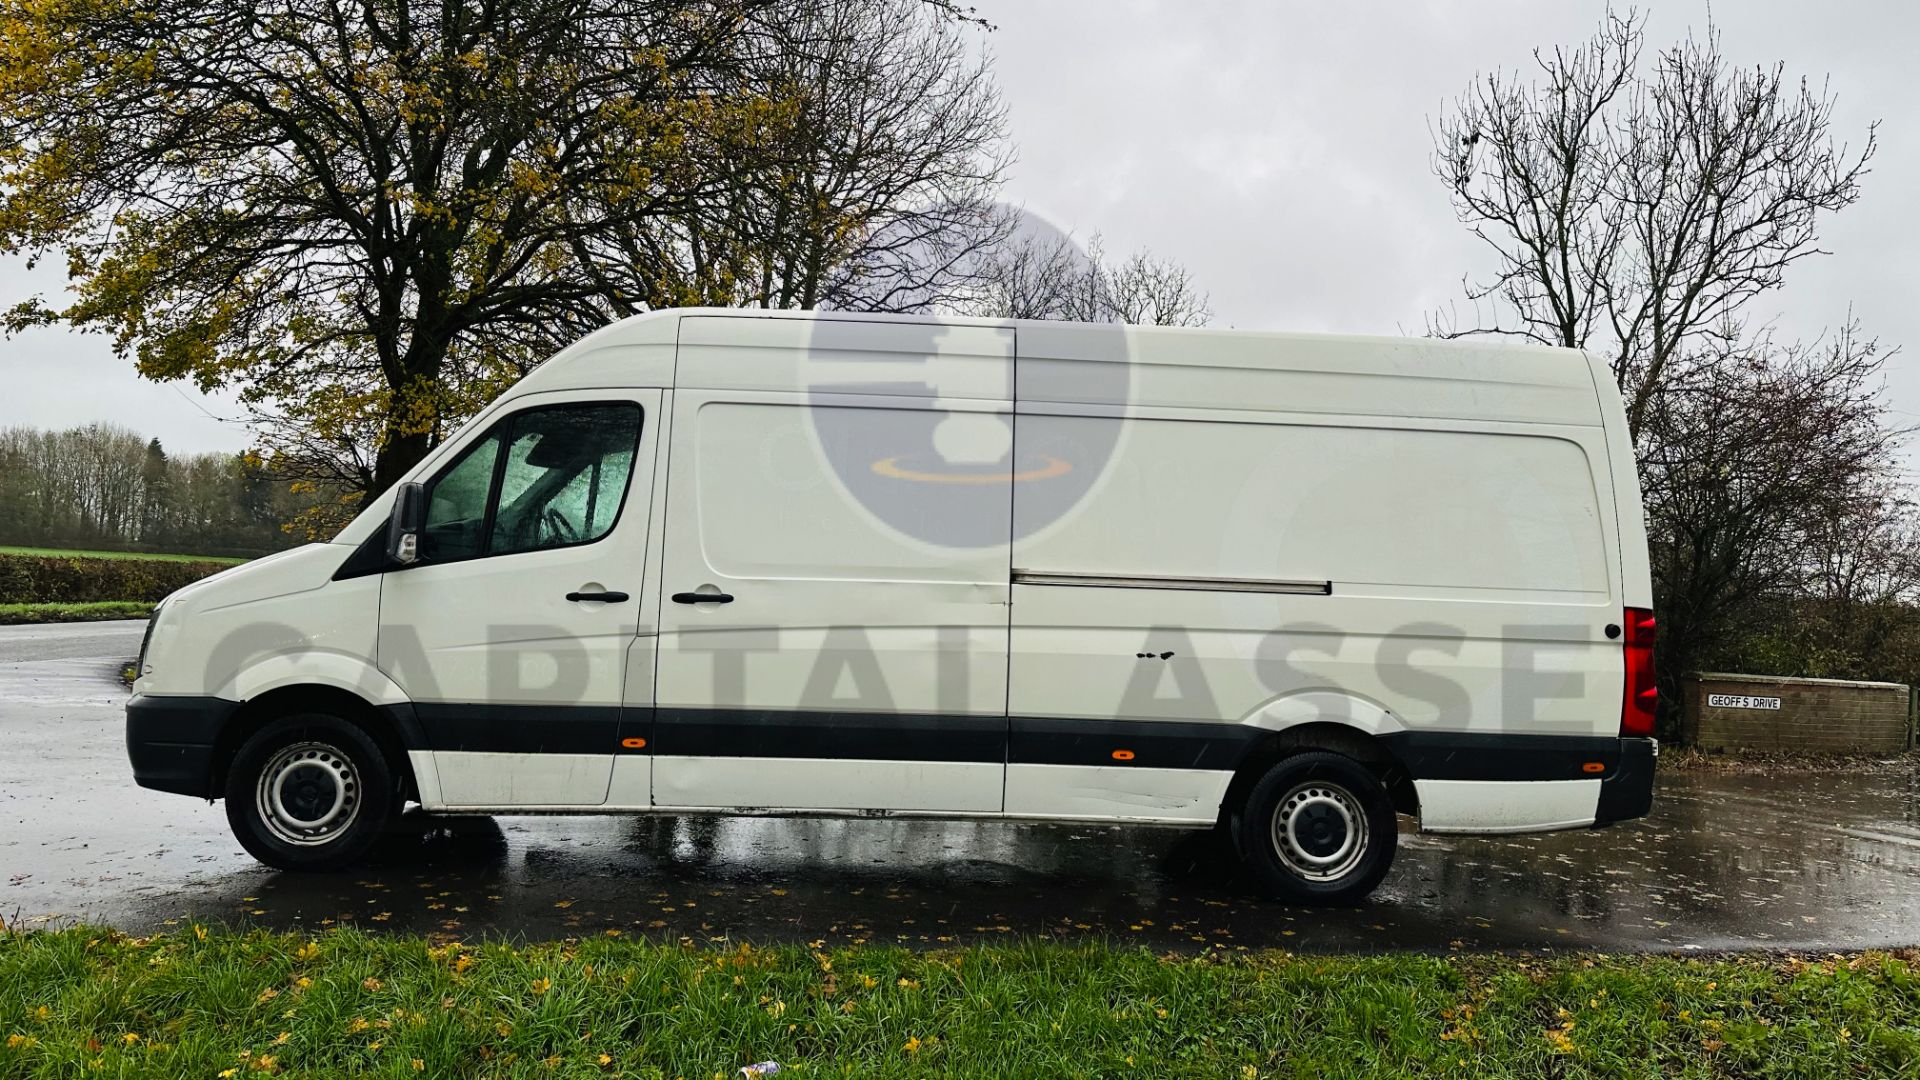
[[519, 307, 1608, 428]]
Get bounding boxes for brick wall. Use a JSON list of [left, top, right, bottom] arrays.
[[1682, 673, 1913, 752]]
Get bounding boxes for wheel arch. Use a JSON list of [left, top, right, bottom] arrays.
[[212, 685, 422, 803], [1222, 720, 1419, 824]]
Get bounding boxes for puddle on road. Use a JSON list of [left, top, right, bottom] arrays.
[[8, 766, 1918, 954]]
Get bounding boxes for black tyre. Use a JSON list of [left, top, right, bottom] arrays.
[[1237, 751, 1397, 905], [224, 713, 394, 872]]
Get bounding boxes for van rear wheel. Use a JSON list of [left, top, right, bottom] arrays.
[[224, 713, 393, 872], [1238, 751, 1396, 904]]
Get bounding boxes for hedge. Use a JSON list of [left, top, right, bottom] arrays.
[[0, 552, 234, 604], [0, 601, 155, 625]]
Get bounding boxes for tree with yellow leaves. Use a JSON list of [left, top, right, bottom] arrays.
[[0, 0, 997, 515]]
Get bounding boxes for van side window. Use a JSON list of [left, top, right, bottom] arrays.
[[416, 402, 643, 565], [421, 430, 505, 563], [488, 404, 642, 556]]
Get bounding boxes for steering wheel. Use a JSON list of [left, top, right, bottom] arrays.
[[540, 507, 580, 545]]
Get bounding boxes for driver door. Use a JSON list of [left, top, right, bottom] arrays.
[[377, 389, 660, 807]]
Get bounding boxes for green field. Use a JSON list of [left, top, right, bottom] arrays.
[[0, 545, 247, 565], [1, 928, 1914, 1078]]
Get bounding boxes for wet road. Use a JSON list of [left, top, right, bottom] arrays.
[[4, 621, 1917, 952]]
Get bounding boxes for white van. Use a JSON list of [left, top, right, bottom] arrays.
[[127, 308, 1656, 903]]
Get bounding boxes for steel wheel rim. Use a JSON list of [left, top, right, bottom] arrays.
[[255, 741, 361, 847], [1271, 781, 1368, 882]]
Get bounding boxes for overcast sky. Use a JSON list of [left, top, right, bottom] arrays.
[[2, 0, 1913, 461]]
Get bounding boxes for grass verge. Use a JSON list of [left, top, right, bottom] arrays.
[[0, 545, 246, 564], [0, 601, 153, 625], [1, 928, 1915, 1078]]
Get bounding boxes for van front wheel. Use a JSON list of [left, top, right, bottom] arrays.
[[1238, 751, 1396, 904], [224, 713, 393, 871]]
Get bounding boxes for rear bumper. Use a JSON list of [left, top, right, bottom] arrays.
[[1593, 736, 1657, 826], [1392, 732, 1658, 834], [126, 693, 238, 798]]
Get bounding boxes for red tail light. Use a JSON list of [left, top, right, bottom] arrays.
[[1621, 607, 1657, 737]]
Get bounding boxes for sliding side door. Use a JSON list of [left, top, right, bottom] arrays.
[[650, 316, 1015, 813]]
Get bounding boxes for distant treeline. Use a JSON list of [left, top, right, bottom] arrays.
[[0, 424, 324, 557]]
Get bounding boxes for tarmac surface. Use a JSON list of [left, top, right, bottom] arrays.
[[4, 620, 1917, 953]]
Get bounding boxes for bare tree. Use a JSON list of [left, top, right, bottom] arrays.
[[967, 232, 1211, 327], [1433, 9, 1899, 736], [1801, 479, 1920, 608], [796, 1, 1011, 313], [1432, 9, 1876, 437], [963, 230, 1086, 321], [1100, 245, 1214, 327], [1638, 322, 1902, 719], [1747, 475, 1920, 684], [584, 0, 1012, 315]]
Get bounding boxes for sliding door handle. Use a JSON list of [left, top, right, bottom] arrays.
[[671, 591, 734, 604], [565, 590, 630, 603]]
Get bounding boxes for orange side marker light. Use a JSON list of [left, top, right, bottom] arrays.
[[1111, 749, 1135, 761], [1581, 761, 1605, 774], [621, 737, 648, 749]]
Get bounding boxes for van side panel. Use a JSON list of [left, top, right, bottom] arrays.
[[1016, 413, 1614, 595], [1007, 327, 1625, 829]]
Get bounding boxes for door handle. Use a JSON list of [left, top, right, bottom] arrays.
[[671, 591, 734, 604], [565, 590, 630, 603]]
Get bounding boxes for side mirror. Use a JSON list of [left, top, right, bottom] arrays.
[[386, 481, 426, 565]]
